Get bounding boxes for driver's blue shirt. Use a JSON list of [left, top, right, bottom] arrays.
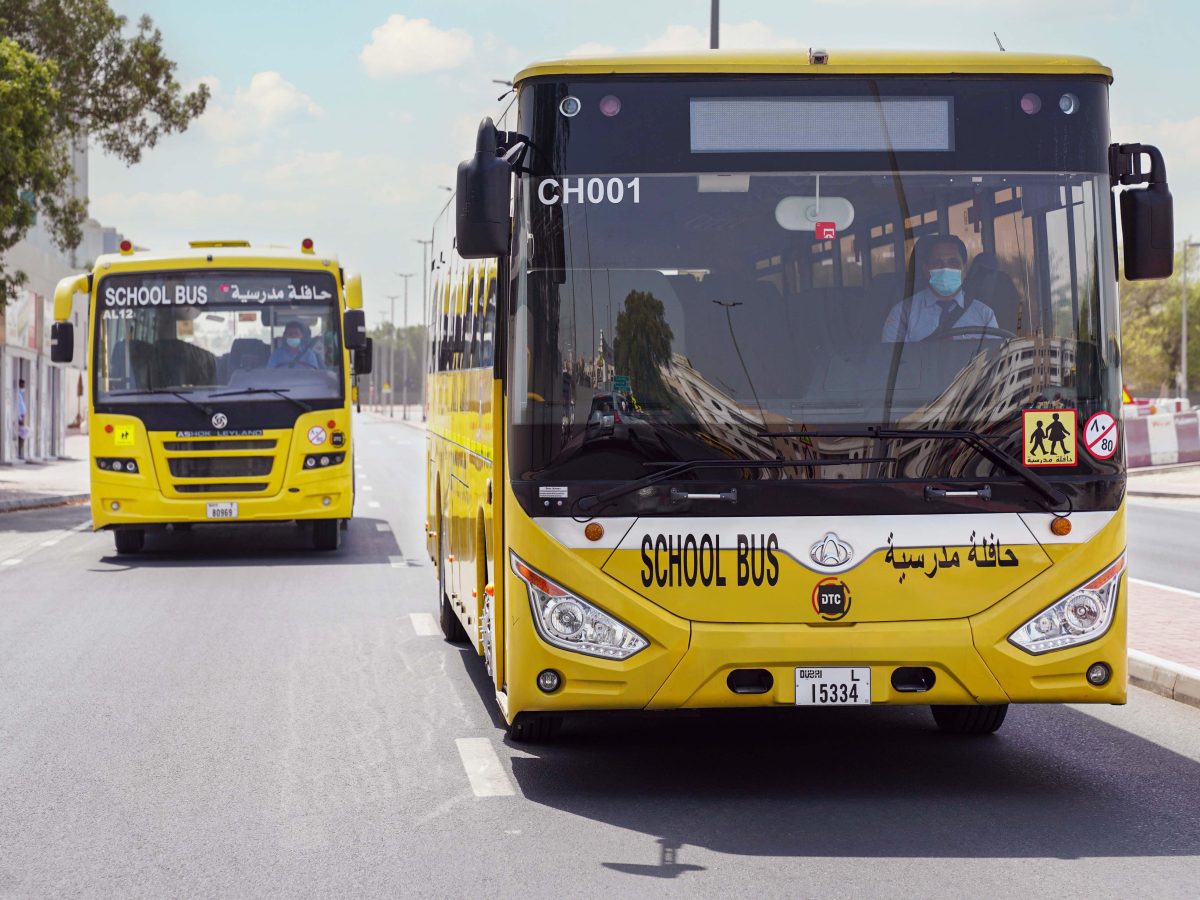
[[267, 344, 322, 369], [882, 288, 999, 343]]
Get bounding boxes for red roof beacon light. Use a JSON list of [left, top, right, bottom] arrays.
[[301, 238, 315, 254], [119, 239, 134, 254]]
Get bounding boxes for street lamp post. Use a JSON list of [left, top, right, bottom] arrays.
[[383, 295, 399, 417], [396, 273, 415, 419], [414, 238, 433, 422], [1182, 237, 1200, 398]]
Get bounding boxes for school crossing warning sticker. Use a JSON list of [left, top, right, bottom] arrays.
[[1022, 408, 1077, 467]]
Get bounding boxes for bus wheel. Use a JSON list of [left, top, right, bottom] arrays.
[[437, 524, 468, 643], [930, 704, 1008, 735], [113, 529, 144, 555], [480, 591, 496, 678], [312, 519, 341, 551], [507, 713, 561, 744]]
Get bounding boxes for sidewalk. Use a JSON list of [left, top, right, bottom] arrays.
[[1127, 579, 1200, 709], [355, 406, 426, 430], [1127, 462, 1200, 499], [0, 432, 90, 513]]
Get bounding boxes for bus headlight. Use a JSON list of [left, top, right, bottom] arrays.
[[511, 552, 648, 660], [1009, 555, 1125, 655]]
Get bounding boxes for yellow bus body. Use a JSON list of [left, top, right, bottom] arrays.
[[429, 50, 1132, 730], [58, 244, 358, 535]]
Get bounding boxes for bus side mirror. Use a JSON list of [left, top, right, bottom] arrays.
[[1113, 143, 1174, 280], [455, 117, 511, 259], [354, 337, 374, 376], [50, 322, 74, 364], [343, 309, 367, 349]]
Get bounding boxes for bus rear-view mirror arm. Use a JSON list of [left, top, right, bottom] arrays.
[[1111, 142, 1174, 280]]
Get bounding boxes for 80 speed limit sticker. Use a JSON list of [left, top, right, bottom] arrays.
[[1084, 411, 1119, 460]]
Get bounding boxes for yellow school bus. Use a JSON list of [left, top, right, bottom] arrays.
[[50, 239, 370, 554], [428, 50, 1173, 741]]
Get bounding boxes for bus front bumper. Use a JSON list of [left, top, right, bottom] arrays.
[[505, 597, 1128, 715], [90, 473, 353, 529]]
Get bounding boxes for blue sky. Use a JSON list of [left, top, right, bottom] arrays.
[[92, 0, 1200, 324]]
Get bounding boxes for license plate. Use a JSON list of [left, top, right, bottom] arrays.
[[206, 502, 238, 520], [795, 667, 871, 706]]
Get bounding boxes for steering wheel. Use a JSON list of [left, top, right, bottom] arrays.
[[923, 325, 1016, 342]]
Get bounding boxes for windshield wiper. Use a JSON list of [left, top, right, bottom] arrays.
[[574, 455, 895, 516], [759, 427, 1069, 510], [106, 388, 214, 418], [208, 387, 312, 413]]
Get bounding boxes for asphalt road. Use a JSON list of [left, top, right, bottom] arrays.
[[2, 415, 1199, 897], [1128, 500, 1200, 594]]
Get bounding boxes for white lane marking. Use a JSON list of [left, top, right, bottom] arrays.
[[1131, 577, 1200, 600], [40, 539, 60, 547], [389, 556, 407, 568], [375, 523, 391, 532], [2, 559, 22, 567], [455, 738, 515, 797], [368, 501, 381, 509], [409, 613, 440, 636], [361, 485, 374, 492]]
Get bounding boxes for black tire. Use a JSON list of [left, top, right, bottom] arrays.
[[437, 517, 468, 643], [312, 518, 341, 551], [930, 704, 1009, 735], [113, 529, 144, 555], [507, 713, 561, 744]]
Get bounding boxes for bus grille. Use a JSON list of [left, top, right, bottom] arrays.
[[174, 483, 270, 493], [163, 439, 277, 452], [168, 456, 273, 478]]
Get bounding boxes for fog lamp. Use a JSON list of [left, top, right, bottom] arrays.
[[537, 669, 562, 693], [110, 501, 120, 511], [322, 496, 331, 507], [1086, 662, 1111, 686]]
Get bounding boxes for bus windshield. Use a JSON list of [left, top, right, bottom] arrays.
[[510, 170, 1119, 485], [95, 270, 344, 404]]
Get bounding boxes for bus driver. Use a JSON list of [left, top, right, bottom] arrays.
[[881, 235, 1000, 343]]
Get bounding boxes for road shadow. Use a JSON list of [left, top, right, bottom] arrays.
[[503, 701, 1200, 865], [0, 503, 90, 535], [88, 517, 410, 568]]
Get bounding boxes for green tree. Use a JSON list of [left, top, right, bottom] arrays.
[[613, 289, 674, 407], [1120, 249, 1199, 397], [0, 0, 209, 296], [0, 38, 61, 289]]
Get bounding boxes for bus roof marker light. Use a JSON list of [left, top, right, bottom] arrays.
[[598, 95, 621, 117], [1059, 93, 1080, 115], [301, 238, 315, 254], [119, 239, 133, 254], [1020, 93, 1042, 115], [558, 96, 581, 117]]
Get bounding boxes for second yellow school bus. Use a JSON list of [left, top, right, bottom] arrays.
[[51, 239, 370, 554], [426, 49, 1173, 741]]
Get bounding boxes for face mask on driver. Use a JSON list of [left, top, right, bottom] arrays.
[[286, 337, 302, 349], [928, 267, 963, 297]]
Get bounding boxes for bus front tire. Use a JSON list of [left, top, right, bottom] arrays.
[[312, 519, 341, 551], [930, 703, 1008, 734], [507, 713, 561, 744], [113, 529, 144, 555]]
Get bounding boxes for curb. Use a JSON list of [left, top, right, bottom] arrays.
[[1128, 649, 1200, 710], [0, 493, 90, 514], [1127, 490, 1200, 499]]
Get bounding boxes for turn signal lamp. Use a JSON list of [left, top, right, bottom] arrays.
[[1050, 517, 1072, 537], [584, 522, 604, 542], [511, 552, 648, 660], [301, 237, 315, 254], [1010, 556, 1125, 654]]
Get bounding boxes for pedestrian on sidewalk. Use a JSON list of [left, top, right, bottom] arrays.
[[16, 379, 28, 460]]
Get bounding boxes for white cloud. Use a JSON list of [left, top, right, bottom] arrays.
[[360, 15, 474, 77], [565, 41, 618, 58], [200, 72, 323, 144], [642, 20, 802, 52]]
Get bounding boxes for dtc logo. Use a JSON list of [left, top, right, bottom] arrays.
[[812, 577, 852, 621]]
